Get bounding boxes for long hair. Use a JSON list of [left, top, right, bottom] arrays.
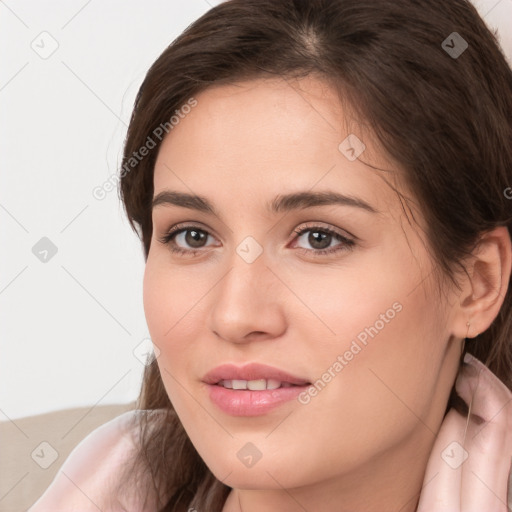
[[116, 1, 512, 510]]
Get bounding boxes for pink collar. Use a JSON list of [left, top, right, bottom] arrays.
[[417, 353, 512, 511]]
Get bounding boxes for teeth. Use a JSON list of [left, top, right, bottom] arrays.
[[232, 379, 247, 390], [247, 379, 266, 391], [218, 378, 290, 390], [266, 378, 281, 390]]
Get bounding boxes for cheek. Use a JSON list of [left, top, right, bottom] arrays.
[[142, 264, 165, 339], [142, 260, 200, 418], [142, 253, 201, 346], [142, 254, 212, 384], [316, 276, 446, 437], [301, 248, 447, 432]]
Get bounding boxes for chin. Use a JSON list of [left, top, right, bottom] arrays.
[[211, 463, 293, 490]]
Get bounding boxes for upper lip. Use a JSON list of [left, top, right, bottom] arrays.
[[202, 363, 311, 386]]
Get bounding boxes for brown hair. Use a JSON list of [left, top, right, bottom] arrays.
[[116, 0, 512, 510]]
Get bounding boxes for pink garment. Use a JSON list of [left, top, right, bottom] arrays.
[[417, 353, 512, 512], [29, 352, 512, 511]]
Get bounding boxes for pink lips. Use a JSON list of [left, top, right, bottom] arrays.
[[202, 363, 311, 386], [202, 363, 311, 416]]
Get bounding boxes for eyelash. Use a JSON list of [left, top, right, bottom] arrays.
[[157, 222, 355, 258]]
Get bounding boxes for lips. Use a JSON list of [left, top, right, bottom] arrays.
[[202, 363, 311, 387], [202, 363, 312, 416]]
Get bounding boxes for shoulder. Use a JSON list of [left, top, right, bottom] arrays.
[[28, 409, 165, 512]]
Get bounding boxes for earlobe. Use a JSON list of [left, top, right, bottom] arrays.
[[453, 226, 512, 339]]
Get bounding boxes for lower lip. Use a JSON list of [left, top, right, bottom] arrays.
[[206, 383, 309, 416]]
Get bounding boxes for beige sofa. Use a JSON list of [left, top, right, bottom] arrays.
[[0, 402, 136, 512]]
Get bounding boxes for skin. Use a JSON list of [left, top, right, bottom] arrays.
[[143, 75, 510, 512]]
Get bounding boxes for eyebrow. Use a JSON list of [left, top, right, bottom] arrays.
[[152, 190, 378, 215]]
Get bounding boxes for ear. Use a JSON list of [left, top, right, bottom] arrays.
[[452, 226, 512, 339]]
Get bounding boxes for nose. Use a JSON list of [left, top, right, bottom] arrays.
[[208, 248, 287, 345]]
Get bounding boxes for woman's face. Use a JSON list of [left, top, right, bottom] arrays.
[[144, 76, 463, 500]]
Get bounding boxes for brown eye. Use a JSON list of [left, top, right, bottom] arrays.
[[292, 224, 355, 256], [306, 231, 332, 250], [183, 229, 208, 248], [157, 225, 217, 256]]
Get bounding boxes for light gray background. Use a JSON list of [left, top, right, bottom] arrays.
[[1, 0, 511, 420]]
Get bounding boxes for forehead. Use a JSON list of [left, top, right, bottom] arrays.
[[152, 76, 405, 218]]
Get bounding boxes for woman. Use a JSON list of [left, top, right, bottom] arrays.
[[30, 0, 512, 510]]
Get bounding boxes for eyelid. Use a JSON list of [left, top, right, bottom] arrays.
[[156, 222, 219, 248], [159, 220, 354, 240], [292, 221, 356, 241]]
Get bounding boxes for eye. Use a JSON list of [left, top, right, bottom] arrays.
[[291, 223, 355, 256], [157, 223, 218, 256]]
